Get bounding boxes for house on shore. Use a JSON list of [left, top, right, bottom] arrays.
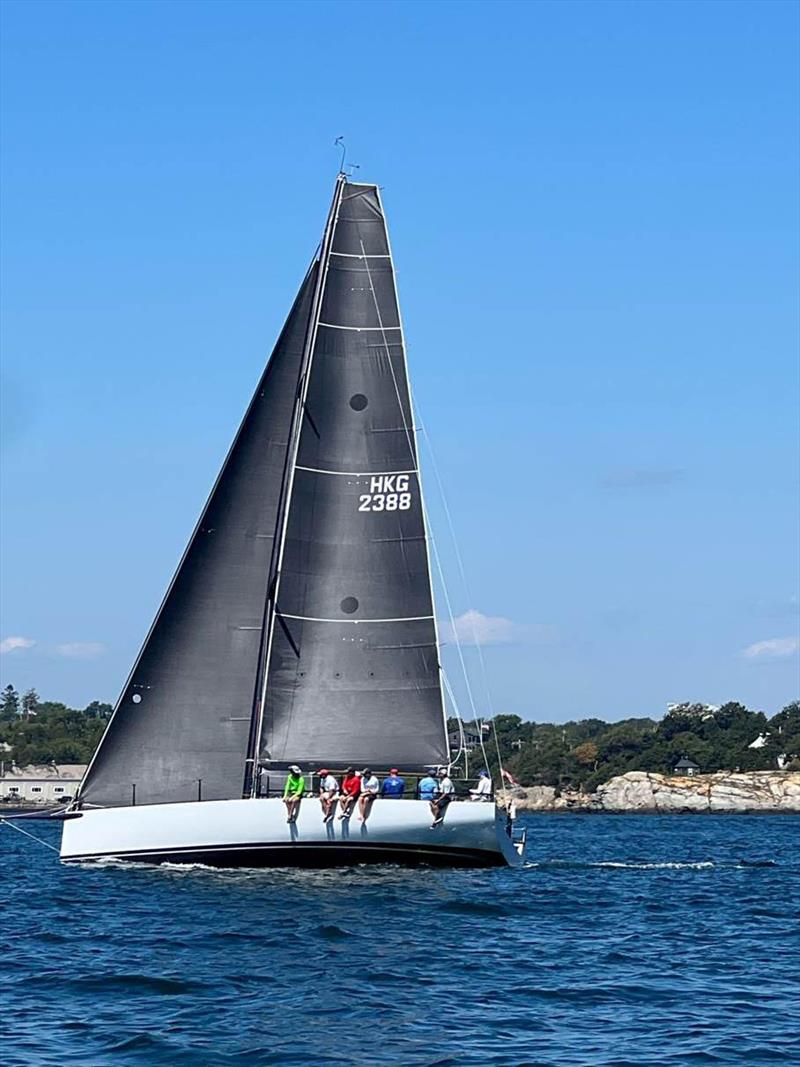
[[448, 728, 483, 752], [673, 756, 700, 777]]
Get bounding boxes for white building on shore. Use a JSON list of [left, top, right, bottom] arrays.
[[0, 763, 87, 805]]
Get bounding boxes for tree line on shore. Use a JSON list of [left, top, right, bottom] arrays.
[[1, 684, 798, 790], [453, 700, 800, 792], [0, 686, 111, 767]]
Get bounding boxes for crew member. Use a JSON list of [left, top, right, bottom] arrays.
[[381, 768, 405, 798], [282, 765, 304, 824], [338, 767, 361, 820], [418, 770, 438, 805], [469, 770, 493, 801], [430, 768, 455, 827], [317, 768, 339, 823], [358, 767, 380, 822]]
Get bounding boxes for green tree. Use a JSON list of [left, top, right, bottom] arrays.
[[0, 684, 19, 720], [84, 700, 113, 719], [570, 741, 599, 768], [21, 687, 40, 720]]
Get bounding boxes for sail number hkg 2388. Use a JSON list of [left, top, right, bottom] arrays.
[[358, 474, 412, 512]]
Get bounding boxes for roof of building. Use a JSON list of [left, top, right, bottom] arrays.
[[674, 756, 700, 769], [0, 764, 87, 780]]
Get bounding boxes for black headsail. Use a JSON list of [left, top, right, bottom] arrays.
[[78, 262, 319, 807], [255, 180, 449, 772]]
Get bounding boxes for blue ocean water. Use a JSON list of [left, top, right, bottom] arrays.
[[1, 814, 798, 1067]]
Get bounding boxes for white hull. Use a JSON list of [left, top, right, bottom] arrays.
[[60, 797, 525, 868]]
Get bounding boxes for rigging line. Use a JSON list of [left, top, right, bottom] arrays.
[[414, 399, 508, 801], [440, 667, 467, 774], [359, 241, 482, 735], [0, 816, 61, 854], [490, 715, 510, 807], [414, 402, 496, 720], [475, 714, 494, 785]]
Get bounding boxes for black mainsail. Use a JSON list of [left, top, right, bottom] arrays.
[[79, 177, 448, 809], [257, 181, 447, 771]]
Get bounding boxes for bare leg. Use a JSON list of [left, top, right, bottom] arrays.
[[361, 796, 376, 823]]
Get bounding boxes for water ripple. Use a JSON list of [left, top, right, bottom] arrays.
[[1, 814, 798, 1066]]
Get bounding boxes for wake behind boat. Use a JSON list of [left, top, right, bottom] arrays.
[[60, 173, 525, 868]]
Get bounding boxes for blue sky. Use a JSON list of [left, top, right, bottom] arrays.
[[1, 0, 797, 721]]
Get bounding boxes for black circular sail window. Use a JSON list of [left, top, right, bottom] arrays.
[[340, 596, 359, 614], [349, 393, 368, 411]]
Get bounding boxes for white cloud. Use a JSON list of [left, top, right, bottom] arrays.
[[441, 610, 531, 647], [0, 635, 35, 654], [55, 642, 106, 660], [741, 637, 800, 660]]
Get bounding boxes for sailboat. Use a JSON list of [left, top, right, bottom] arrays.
[[60, 174, 525, 868]]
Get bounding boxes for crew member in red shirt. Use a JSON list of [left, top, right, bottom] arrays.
[[338, 767, 361, 820]]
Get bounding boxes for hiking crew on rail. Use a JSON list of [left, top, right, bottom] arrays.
[[274, 766, 493, 827]]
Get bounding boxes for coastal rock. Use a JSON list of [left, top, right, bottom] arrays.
[[510, 771, 800, 813], [509, 785, 558, 810]]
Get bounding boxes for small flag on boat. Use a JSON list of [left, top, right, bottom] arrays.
[[501, 769, 518, 785]]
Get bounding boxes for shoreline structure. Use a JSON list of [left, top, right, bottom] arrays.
[[507, 770, 800, 813]]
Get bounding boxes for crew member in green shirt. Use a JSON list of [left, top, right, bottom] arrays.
[[282, 764, 305, 823]]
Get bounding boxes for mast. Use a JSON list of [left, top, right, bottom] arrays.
[[243, 174, 346, 796]]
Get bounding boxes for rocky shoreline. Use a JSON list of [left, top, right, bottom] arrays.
[[507, 770, 800, 813]]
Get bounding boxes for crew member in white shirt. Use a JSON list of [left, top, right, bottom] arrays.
[[317, 768, 339, 823], [469, 770, 493, 801], [358, 767, 380, 823], [430, 768, 455, 827]]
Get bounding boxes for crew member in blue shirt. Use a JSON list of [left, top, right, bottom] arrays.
[[417, 772, 438, 803], [381, 768, 405, 798]]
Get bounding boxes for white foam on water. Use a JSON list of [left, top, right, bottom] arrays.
[[593, 861, 716, 869], [523, 860, 717, 870]]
